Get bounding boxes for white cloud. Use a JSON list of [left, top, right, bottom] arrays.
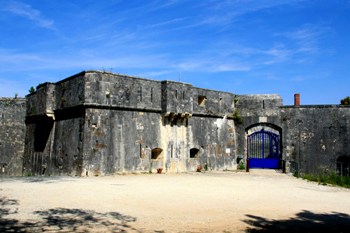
[[3, 1, 55, 29]]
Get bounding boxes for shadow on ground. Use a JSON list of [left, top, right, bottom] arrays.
[[0, 195, 140, 232], [244, 210, 350, 233], [0, 176, 79, 184]]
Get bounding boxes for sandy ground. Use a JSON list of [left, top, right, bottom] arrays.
[[1, 170, 350, 232]]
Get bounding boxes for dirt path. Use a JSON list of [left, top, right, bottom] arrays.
[[1, 170, 350, 232]]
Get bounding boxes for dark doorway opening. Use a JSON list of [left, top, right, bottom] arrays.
[[190, 148, 200, 158], [151, 148, 163, 160], [34, 117, 54, 152]]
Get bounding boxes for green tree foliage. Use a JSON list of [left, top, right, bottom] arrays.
[[340, 96, 350, 105], [28, 86, 35, 94]]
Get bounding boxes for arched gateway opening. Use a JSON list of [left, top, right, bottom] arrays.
[[246, 123, 282, 169]]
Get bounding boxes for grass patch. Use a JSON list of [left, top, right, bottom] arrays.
[[299, 172, 350, 188]]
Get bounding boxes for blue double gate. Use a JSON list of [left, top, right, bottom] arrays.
[[247, 129, 280, 169]]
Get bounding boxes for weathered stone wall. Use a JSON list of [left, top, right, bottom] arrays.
[[82, 109, 162, 175], [55, 73, 85, 109], [0, 98, 26, 176], [281, 105, 350, 175], [189, 115, 236, 171], [161, 81, 193, 114], [236, 94, 283, 117], [85, 72, 162, 111], [193, 88, 235, 116], [24, 73, 86, 176], [79, 72, 237, 175], [27, 83, 55, 116], [80, 109, 236, 176], [22, 71, 237, 176], [23, 118, 52, 176], [24, 116, 84, 176]]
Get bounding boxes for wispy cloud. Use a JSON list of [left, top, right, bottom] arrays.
[[278, 24, 328, 54], [195, 0, 306, 27], [0, 77, 29, 97], [3, 1, 55, 29], [175, 59, 251, 72], [0, 49, 49, 74], [0, 48, 170, 73], [142, 17, 188, 29], [261, 45, 293, 65], [147, 0, 184, 11], [290, 75, 307, 82], [137, 70, 174, 78], [259, 24, 330, 65], [0, 49, 42, 63]]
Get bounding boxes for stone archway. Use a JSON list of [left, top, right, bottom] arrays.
[[246, 123, 282, 169]]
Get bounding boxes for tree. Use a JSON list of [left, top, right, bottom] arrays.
[[28, 86, 35, 94], [340, 96, 350, 105]]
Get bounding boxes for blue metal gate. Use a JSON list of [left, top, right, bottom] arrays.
[[247, 129, 280, 169]]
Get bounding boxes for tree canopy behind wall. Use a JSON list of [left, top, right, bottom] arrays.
[[340, 96, 350, 105]]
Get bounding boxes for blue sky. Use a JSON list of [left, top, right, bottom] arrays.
[[1, 0, 349, 105]]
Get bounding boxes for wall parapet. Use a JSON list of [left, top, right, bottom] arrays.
[[26, 70, 236, 119]]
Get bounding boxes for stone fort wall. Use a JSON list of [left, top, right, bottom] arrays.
[[281, 105, 350, 175], [0, 98, 26, 176], [1, 71, 349, 176], [23, 71, 238, 176]]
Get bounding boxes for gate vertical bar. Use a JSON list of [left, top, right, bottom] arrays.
[[262, 130, 264, 159]]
